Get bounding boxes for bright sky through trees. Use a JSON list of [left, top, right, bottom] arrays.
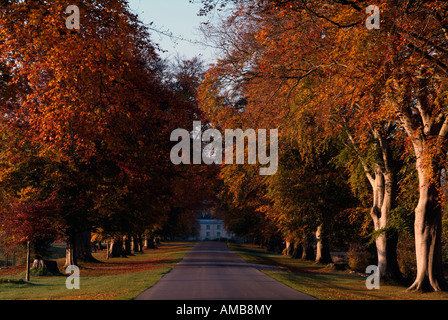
[[128, 0, 215, 62]]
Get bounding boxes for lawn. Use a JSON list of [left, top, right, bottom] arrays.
[[228, 243, 448, 300], [0, 241, 195, 300]]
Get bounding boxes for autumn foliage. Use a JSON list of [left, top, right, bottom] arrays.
[[197, 0, 448, 292], [1, 0, 448, 295], [0, 1, 210, 267]]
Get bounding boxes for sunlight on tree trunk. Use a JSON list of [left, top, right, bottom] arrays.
[[407, 161, 446, 291], [315, 224, 332, 264]]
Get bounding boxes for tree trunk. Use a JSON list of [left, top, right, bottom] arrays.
[[137, 234, 144, 253], [292, 242, 303, 258], [31, 259, 59, 274], [146, 235, 156, 249], [301, 234, 315, 260], [396, 70, 448, 291], [74, 231, 96, 262], [32, 259, 44, 269], [106, 241, 110, 260], [64, 233, 77, 268], [368, 162, 389, 278], [315, 224, 332, 264], [132, 236, 140, 253], [407, 163, 446, 291], [123, 235, 133, 256], [108, 237, 124, 258], [108, 239, 115, 258], [284, 240, 292, 256], [25, 241, 30, 281], [370, 165, 401, 280], [385, 232, 401, 280], [350, 129, 401, 280]]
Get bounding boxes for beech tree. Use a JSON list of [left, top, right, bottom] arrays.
[[198, 0, 448, 291], [0, 0, 183, 266], [304, 0, 448, 291], [0, 126, 62, 276]]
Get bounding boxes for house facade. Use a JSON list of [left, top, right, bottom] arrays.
[[197, 218, 233, 241]]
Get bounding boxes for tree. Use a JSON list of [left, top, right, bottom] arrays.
[[198, 0, 448, 291], [0, 122, 64, 277], [0, 0, 182, 266], [311, 0, 448, 291]]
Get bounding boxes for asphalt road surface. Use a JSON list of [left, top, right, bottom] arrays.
[[135, 241, 317, 300]]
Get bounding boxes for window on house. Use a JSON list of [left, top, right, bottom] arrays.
[[217, 225, 221, 230], [217, 232, 221, 237], [206, 232, 210, 237], [206, 225, 210, 230]]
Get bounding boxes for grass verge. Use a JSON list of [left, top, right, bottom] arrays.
[[0, 241, 195, 300], [228, 242, 448, 300]]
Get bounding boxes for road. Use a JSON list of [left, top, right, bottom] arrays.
[[135, 241, 317, 300]]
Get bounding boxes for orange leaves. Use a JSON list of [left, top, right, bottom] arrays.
[[254, 28, 270, 44], [0, 0, 161, 161], [0, 0, 192, 246]]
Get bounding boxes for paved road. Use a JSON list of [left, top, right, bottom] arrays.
[[135, 241, 317, 300]]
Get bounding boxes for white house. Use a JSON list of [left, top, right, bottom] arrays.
[[197, 218, 233, 241]]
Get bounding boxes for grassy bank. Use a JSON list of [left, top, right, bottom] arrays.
[[0, 241, 195, 300], [228, 243, 448, 300]]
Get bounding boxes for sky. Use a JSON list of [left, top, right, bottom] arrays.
[[127, 0, 218, 63]]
